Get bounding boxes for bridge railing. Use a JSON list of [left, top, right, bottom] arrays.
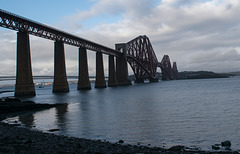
[[0, 9, 122, 57]]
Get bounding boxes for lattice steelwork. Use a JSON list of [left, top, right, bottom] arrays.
[[159, 55, 173, 80], [0, 9, 121, 57], [0, 9, 178, 81], [126, 35, 159, 81]]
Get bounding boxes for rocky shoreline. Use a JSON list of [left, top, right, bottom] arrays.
[[0, 97, 239, 153]]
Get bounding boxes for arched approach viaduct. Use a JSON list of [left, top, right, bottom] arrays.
[[0, 9, 178, 96]]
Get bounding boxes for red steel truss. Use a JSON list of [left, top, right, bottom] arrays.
[[0, 9, 178, 81], [126, 36, 178, 81], [159, 55, 173, 80], [126, 35, 159, 82]]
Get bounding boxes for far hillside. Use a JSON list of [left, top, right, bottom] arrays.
[[177, 71, 235, 80], [128, 71, 237, 81]]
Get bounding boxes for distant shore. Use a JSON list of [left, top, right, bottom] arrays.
[[177, 71, 236, 80], [0, 71, 239, 84], [0, 97, 239, 153], [128, 71, 239, 81]]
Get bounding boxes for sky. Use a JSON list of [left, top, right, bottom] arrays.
[[1, 0, 240, 76]]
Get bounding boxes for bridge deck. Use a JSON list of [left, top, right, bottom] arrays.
[[0, 9, 122, 57]]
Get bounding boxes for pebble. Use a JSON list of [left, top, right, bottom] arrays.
[[1, 122, 239, 153], [118, 140, 124, 143], [0, 99, 239, 153], [212, 144, 221, 150], [48, 128, 60, 132], [168, 145, 185, 151]]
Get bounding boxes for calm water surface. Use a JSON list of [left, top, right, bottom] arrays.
[[1, 77, 240, 150]]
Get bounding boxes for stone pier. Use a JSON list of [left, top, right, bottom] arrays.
[[15, 31, 36, 96], [78, 47, 91, 90], [115, 44, 132, 85], [95, 52, 106, 88], [108, 55, 118, 87], [52, 40, 69, 92]]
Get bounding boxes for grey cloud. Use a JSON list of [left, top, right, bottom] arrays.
[[190, 48, 240, 63], [72, 0, 240, 72], [1, 0, 240, 76]]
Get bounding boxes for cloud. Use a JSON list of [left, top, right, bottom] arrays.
[[1, 0, 240, 77], [70, 0, 240, 73]]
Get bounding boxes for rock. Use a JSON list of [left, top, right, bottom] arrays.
[[77, 143, 82, 148], [12, 123, 21, 126], [48, 128, 60, 132], [168, 145, 185, 151], [22, 139, 33, 144], [5, 97, 21, 103], [22, 101, 35, 104], [221, 140, 231, 147], [184, 146, 201, 151], [212, 144, 220, 150], [118, 140, 124, 143]]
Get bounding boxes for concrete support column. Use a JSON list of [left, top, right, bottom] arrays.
[[115, 44, 132, 85], [95, 52, 106, 88], [15, 31, 36, 96], [53, 40, 69, 92], [78, 47, 91, 90], [108, 55, 118, 87]]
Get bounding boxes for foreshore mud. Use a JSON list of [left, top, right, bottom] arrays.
[[0, 97, 239, 153]]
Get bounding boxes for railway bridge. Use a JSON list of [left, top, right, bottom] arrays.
[[0, 9, 178, 96]]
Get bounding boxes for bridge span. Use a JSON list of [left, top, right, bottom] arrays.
[[0, 9, 178, 96]]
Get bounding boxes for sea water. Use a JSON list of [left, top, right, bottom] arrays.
[[1, 77, 240, 151]]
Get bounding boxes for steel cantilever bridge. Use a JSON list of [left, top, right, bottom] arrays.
[[0, 9, 178, 96], [126, 35, 178, 82]]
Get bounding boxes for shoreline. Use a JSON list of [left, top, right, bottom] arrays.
[[0, 122, 167, 153], [0, 98, 239, 153]]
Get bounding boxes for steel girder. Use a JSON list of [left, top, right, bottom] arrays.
[[126, 35, 159, 81], [0, 9, 121, 57]]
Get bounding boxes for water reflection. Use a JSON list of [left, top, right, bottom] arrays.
[[78, 90, 93, 137], [19, 113, 34, 127], [55, 104, 68, 131]]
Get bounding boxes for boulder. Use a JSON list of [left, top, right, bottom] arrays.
[[5, 97, 21, 103], [48, 128, 60, 132], [221, 140, 231, 147], [118, 140, 124, 143], [22, 101, 35, 104], [168, 145, 185, 151], [212, 144, 220, 150]]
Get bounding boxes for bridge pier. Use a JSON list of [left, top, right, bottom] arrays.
[[78, 47, 91, 90], [53, 40, 69, 92], [108, 55, 118, 87], [15, 31, 36, 96], [95, 52, 106, 88], [115, 44, 131, 85]]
